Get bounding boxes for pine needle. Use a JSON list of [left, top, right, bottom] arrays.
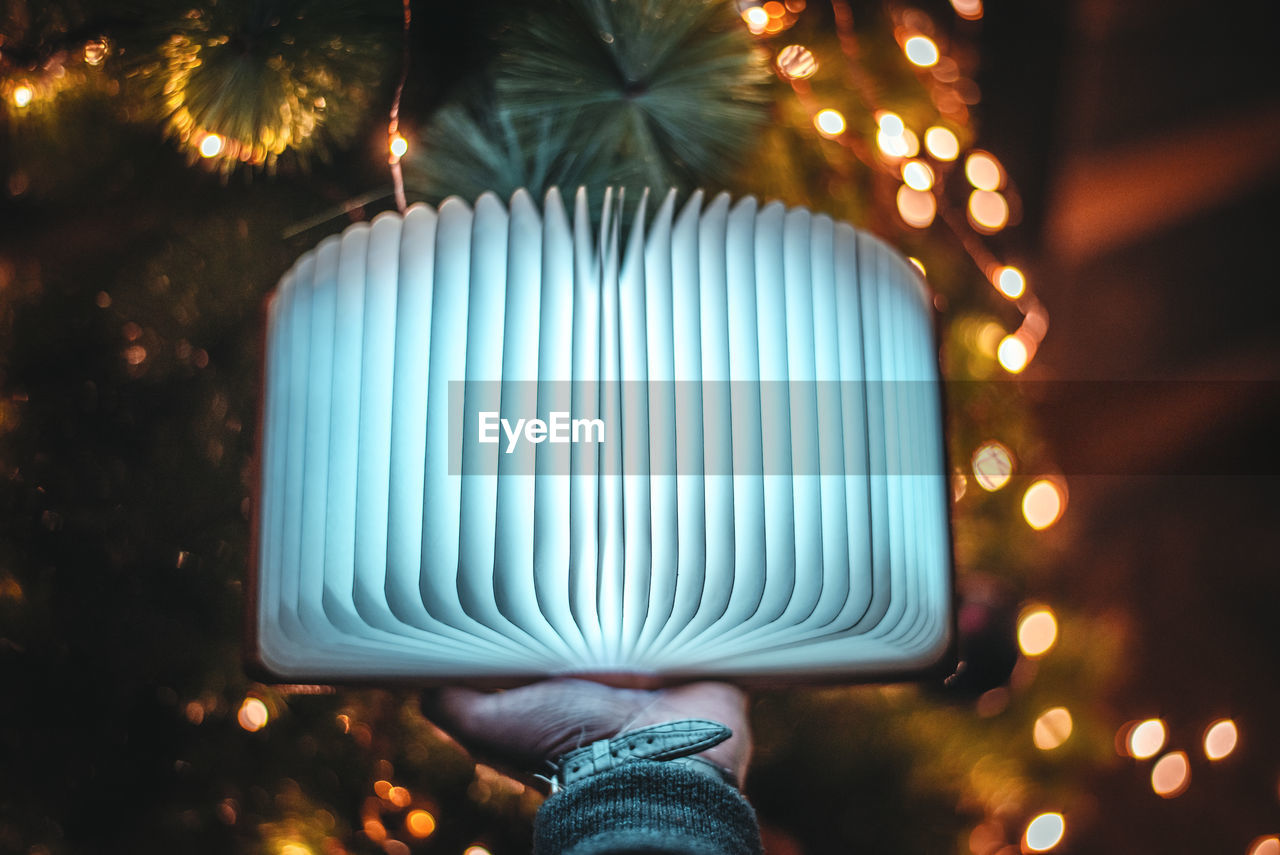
[[405, 0, 769, 201]]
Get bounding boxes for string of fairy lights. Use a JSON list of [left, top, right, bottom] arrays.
[[747, 0, 1048, 377], [739, 2, 1272, 854], [0, 32, 237, 166], [1, 34, 112, 114], [1007, 602, 1268, 853]]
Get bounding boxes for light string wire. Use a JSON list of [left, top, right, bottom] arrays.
[[758, 4, 1073, 847], [388, 0, 413, 212], [770, 0, 1049, 367]]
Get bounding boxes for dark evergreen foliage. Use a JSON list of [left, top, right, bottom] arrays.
[[404, 0, 770, 201]]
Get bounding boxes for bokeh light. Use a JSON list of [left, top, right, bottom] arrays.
[[814, 108, 846, 137], [950, 0, 984, 19], [1017, 607, 1058, 657], [464, 848, 493, 855], [904, 35, 940, 67], [969, 821, 1003, 854], [1151, 750, 1190, 797], [968, 189, 1010, 231], [997, 334, 1029, 373], [776, 44, 817, 79], [896, 185, 936, 228], [1033, 707, 1074, 750], [1203, 719, 1238, 760], [389, 134, 408, 159], [405, 809, 436, 838], [875, 130, 905, 158], [199, 134, 224, 158], [1250, 837, 1280, 855], [924, 126, 959, 160], [965, 151, 1004, 190], [874, 111, 917, 156], [971, 440, 1013, 491], [237, 697, 268, 732], [1022, 479, 1065, 530], [13, 84, 34, 108], [877, 111, 905, 137], [994, 265, 1026, 299], [363, 818, 386, 842], [84, 38, 109, 66], [1024, 812, 1065, 852], [743, 6, 769, 33], [1128, 719, 1167, 759], [899, 127, 920, 157], [902, 159, 935, 190], [975, 322, 1004, 358], [184, 700, 204, 724]]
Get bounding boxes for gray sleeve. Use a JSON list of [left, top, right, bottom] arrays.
[[532, 761, 763, 855]]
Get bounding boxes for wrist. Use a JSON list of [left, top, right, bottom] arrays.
[[548, 719, 739, 793]]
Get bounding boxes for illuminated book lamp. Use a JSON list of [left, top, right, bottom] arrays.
[[250, 187, 953, 684]]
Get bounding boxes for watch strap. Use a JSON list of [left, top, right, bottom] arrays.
[[550, 719, 735, 791]]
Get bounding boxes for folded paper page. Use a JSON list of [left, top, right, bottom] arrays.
[[250, 188, 953, 683]]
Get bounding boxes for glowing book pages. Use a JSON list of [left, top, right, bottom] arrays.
[[251, 188, 952, 683]]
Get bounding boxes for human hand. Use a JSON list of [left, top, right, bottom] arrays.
[[421, 678, 751, 788]]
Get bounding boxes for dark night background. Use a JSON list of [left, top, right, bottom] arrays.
[[1, 0, 1277, 853], [983, 0, 1280, 851]]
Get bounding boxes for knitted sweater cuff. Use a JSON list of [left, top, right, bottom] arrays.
[[532, 761, 763, 855]]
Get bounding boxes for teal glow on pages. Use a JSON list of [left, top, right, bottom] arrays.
[[251, 188, 953, 683]]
